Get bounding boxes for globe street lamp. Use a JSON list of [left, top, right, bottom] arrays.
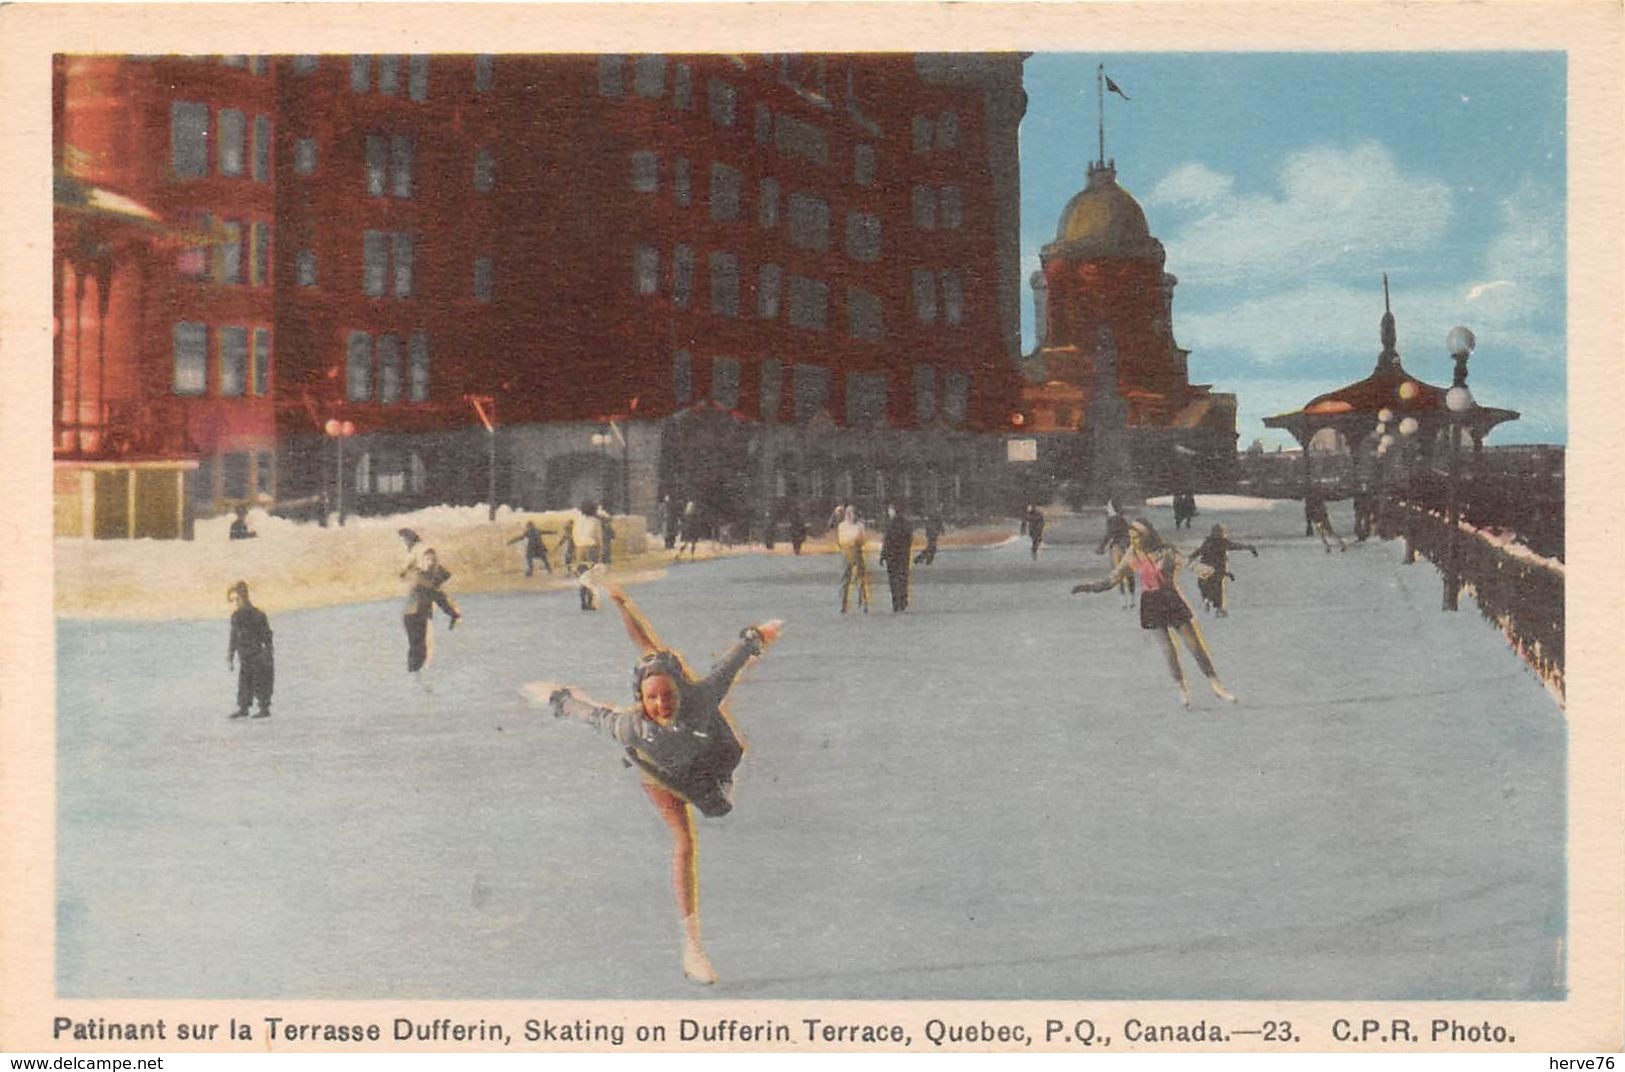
[[1442, 326, 1476, 611], [324, 418, 356, 526]]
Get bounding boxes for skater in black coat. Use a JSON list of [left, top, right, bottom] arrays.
[[226, 581, 274, 719], [1021, 504, 1047, 559], [1189, 523, 1258, 617], [879, 505, 915, 612], [914, 513, 943, 565], [507, 520, 555, 576]]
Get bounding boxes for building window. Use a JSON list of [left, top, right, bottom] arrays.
[[757, 263, 782, 319], [473, 256, 493, 302], [708, 252, 740, 317], [218, 326, 249, 396], [754, 104, 772, 144], [408, 332, 430, 401], [844, 212, 881, 262], [249, 221, 271, 286], [218, 108, 246, 176], [673, 350, 693, 404], [792, 363, 830, 421], [634, 54, 666, 97], [362, 231, 387, 296], [408, 55, 429, 101], [943, 371, 970, 424], [474, 54, 494, 92], [598, 54, 625, 96], [378, 335, 402, 403], [912, 268, 937, 323], [672, 245, 694, 308], [937, 110, 958, 149], [296, 249, 317, 287], [911, 114, 932, 153], [787, 192, 830, 251], [707, 78, 737, 126], [253, 327, 272, 397], [255, 450, 274, 496], [853, 142, 876, 187], [365, 135, 387, 197], [346, 332, 373, 400], [217, 220, 243, 285], [759, 178, 780, 228], [845, 371, 887, 427], [294, 137, 318, 175], [760, 357, 782, 421], [674, 157, 692, 207], [391, 232, 414, 297], [911, 185, 938, 229], [634, 243, 659, 295], [709, 162, 742, 222], [252, 116, 271, 182], [846, 287, 884, 342], [914, 364, 937, 423], [940, 270, 964, 325], [710, 356, 742, 409], [630, 150, 658, 193], [378, 55, 401, 96], [171, 101, 209, 178], [774, 114, 828, 166], [940, 186, 963, 229], [474, 147, 494, 192], [673, 62, 693, 110], [172, 322, 207, 395], [292, 55, 319, 74], [390, 134, 414, 198], [223, 452, 251, 500], [787, 275, 829, 331], [350, 55, 371, 93]]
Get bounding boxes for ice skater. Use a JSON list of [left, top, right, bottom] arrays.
[[525, 581, 782, 985], [879, 504, 914, 612], [507, 520, 555, 577], [1095, 499, 1137, 608], [835, 505, 871, 614], [1072, 520, 1236, 708], [677, 501, 702, 561], [914, 512, 943, 565], [1305, 489, 1348, 553], [226, 581, 273, 719], [1188, 523, 1258, 617], [1021, 504, 1047, 559], [400, 528, 459, 680]]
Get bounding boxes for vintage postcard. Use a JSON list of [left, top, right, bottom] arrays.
[[2, 1, 1621, 1059]]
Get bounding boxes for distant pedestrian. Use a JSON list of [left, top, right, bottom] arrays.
[[1095, 499, 1136, 608], [507, 520, 555, 577], [879, 504, 915, 612], [1072, 520, 1236, 708], [1189, 523, 1258, 617], [677, 501, 702, 561], [573, 503, 605, 610], [1021, 504, 1047, 560], [836, 506, 870, 614], [229, 506, 257, 541], [914, 513, 943, 565], [1305, 489, 1348, 553], [596, 505, 616, 568], [226, 581, 273, 719], [662, 495, 680, 552], [787, 509, 808, 555]]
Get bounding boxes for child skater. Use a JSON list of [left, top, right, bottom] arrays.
[[525, 581, 782, 985]]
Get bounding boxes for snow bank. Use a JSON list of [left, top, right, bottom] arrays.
[[1141, 494, 1281, 512]]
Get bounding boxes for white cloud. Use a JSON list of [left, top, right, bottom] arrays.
[[1159, 143, 1455, 287], [1146, 162, 1233, 209]]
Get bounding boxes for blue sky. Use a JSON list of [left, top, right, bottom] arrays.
[[1018, 53, 1567, 447]]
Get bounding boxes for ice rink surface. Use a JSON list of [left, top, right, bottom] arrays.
[[56, 501, 1565, 1000]]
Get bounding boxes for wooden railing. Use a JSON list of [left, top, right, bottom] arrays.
[[1381, 500, 1565, 705]]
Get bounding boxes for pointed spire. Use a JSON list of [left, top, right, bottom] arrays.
[[1378, 272, 1399, 371]]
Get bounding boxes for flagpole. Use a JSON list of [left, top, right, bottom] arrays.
[[1097, 63, 1105, 168]]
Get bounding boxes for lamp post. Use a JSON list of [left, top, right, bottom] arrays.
[[591, 428, 612, 510], [324, 418, 356, 526], [1442, 326, 1476, 611]]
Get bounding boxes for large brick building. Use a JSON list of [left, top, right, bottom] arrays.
[[53, 52, 1029, 535]]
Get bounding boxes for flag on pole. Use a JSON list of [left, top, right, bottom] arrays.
[[1104, 72, 1131, 101]]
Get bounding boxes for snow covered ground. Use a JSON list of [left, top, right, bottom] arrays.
[[55, 498, 1564, 1000]]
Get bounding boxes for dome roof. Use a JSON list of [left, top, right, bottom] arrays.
[[1046, 163, 1164, 262]]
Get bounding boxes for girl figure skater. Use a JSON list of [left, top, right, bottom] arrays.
[[526, 582, 782, 985], [1189, 523, 1258, 617], [835, 506, 871, 614], [1073, 520, 1237, 708]]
